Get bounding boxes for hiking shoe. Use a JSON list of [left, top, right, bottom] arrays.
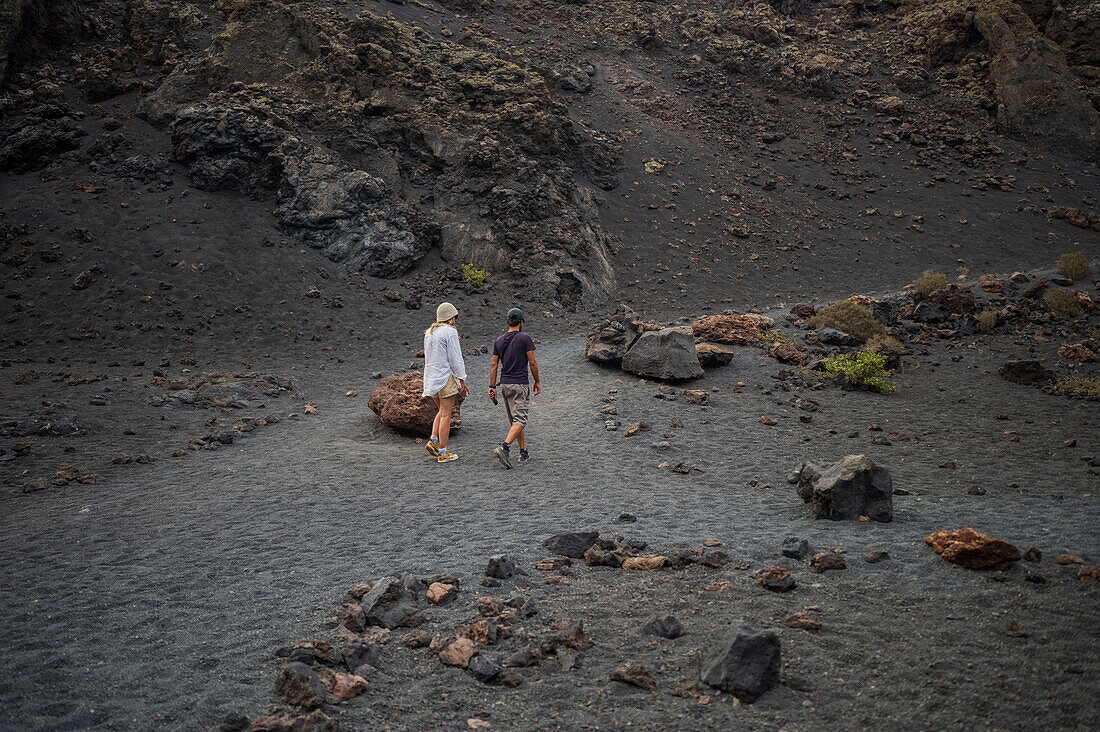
[[425, 441, 440, 458], [517, 450, 530, 464], [437, 452, 458, 463], [494, 445, 513, 469]]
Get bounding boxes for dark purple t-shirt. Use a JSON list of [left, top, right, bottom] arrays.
[[493, 331, 535, 384]]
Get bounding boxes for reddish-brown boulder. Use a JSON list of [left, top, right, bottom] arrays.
[[610, 662, 657, 690], [367, 372, 463, 436], [318, 668, 369, 701], [925, 528, 1021, 570], [929, 284, 976, 314], [978, 274, 1004, 293], [1058, 343, 1098, 363], [439, 637, 479, 667], [691, 314, 773, 345], [763, 340, 808, 365], [621, 555, 669, 570]]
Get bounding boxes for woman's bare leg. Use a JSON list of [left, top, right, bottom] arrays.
[[437, 396, 456, 449], [431, 397, 443, 440]]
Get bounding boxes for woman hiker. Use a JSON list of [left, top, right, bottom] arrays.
[[422, 302, 469, 463]]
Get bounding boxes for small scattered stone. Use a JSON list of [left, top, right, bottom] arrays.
[[642, 614, 684, 639], [782, 612, 821, 631], [864, 550, 891, 563], [757, 566, 796, 592], [610, 662, 657, 691]]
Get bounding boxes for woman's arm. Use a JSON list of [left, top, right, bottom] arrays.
[[446, 328, 468, 389]]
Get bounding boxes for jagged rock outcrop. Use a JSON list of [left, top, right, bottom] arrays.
[[136, 1, 622, 299]]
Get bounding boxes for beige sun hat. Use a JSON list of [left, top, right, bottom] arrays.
[[436, 302, 459, 322]]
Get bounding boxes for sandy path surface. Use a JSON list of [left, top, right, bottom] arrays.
[[2, 337, 1098, 730]]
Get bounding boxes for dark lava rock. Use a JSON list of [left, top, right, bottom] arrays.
[[865, 550, 891, 563], [360, 577, 419, 628], [998, 360, 1055, 386], [816, 326, 860, 347], [790, 302, 816, 319], [696, 342, 735, 368], [911, 301, 951, 324], [610, 662, 657, 690], [467, 654, 504, 683], [929, 284, 976, 315], [341, 640, 381, 672], [543, 531, 600, 558], [274, 662, 333, 709], [758, 566, 797, 592], [1023, 547, 1042, 563], [485, 554, 516, 579], [781, 537, 811, 560], [811, 551, 847, 572], [642, 614, 684, 639], [621, 328, 704, 381], [809, 454, 893, 522], [617, 511, 637, 523], [584, 305, 643, 364], [699, 623, 781, 702]]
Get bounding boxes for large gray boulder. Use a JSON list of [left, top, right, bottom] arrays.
[[621, 328, 704, 381], [700, 623, 781, 702], [809, 454, 893, 522]]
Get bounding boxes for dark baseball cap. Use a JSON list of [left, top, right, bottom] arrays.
[[507, 307, 524, 324]]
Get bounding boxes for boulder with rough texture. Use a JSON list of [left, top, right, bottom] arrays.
[[691, 314, 773, 345], [317, 668, 369, 702], [621, 329, 704, 380], [809, 455, 893, 522], [274, 662, 333, 708], [1058, 343, 1098, 363], [929, 284, 976, 314], [998, 360, 1054, 385], [610, 662, 657, 690], [926, 528, 1021, 570], [642, 614, 684, 639], [696, 342, 734, 367], [585, 305, 643, 364], [368, 372, 463, 436], [439, 637, 479, 667], [360, 577, 419, 628], [543, 531, 600, 558], [978, 274, 1005, 293], [699, 623, 781, 702], [485, 554, 516, 579]]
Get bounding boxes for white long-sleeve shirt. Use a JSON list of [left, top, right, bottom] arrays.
[[421, 324, 467, 397]]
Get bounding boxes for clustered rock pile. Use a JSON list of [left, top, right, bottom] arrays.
[[585, 265, 1097, 399]]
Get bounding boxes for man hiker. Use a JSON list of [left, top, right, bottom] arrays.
[[489, 307, 540, 469]]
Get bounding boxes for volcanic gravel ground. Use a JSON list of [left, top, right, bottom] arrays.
[[1, 333, 1097, 730]]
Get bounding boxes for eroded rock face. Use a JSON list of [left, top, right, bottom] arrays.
[[368, 372, 463, 436], [903, 0, 1100, 159], [699, 623, 781, 702], [925, 528, 1022, 570], [274, 662, 333, 709], [809, 454, 893, 522], [138, 2, 621, 296], [543, 531, 600, 558], [621, 328, 704, 381]]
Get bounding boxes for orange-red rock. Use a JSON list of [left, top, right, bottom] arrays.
[[925, 528, 1021, 570], [439, 637, 479, 667], [621, 555, 669, 570]]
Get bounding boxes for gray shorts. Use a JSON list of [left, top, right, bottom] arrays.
[[500, 383, 530, 427]]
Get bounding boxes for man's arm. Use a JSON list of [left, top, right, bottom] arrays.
[[488, 354, 499, 399], [528, 351, 540, 395]]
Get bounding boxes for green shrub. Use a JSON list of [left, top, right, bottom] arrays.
[[808, 301, 886, 342], [461, 263, 491, 288], [1053, 375, 1100, 398], [976, 310, 997, 332], [1044, 289, 1083, 319], [821, 351, 897, 394], [913, 269, 948, 297], [1056, 252, 1090, 281]]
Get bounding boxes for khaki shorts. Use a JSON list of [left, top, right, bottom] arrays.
[[432, 376, 460, 400], [500, 383, 530, 427]]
